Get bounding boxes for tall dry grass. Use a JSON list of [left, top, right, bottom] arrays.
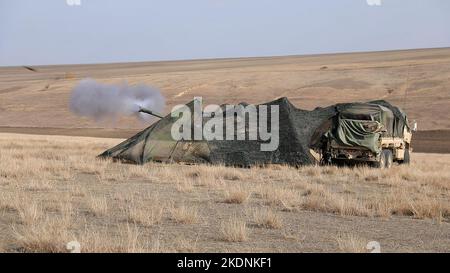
[[335, 233, 367, 253], [220, 216, 248, 242], [0, 133, 449, 252]]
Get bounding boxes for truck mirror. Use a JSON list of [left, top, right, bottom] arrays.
[[411, 120, 417, 132]]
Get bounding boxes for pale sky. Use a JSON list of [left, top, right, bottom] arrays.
[[1, 0, 449, 66]]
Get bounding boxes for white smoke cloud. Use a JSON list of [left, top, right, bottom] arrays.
[[69, 78, 165, 123]]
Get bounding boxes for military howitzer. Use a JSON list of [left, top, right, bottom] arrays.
[[138, 106, 164, 119]]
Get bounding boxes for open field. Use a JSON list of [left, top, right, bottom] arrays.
[[1, 133, 449, 253], [1, 48, 450, 153], [1, 48, 450, 132], [0, 127, 448, 154]]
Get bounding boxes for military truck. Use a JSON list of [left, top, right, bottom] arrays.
[[319, 101, 415, 168]]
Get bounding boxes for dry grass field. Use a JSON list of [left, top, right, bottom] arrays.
[[1, 133, 449, 253]]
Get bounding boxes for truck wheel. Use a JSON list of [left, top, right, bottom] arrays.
[[374, 152, 386, 168], [400, 149, 411, 165], [383, 149, 393, 169], [374, 149, 393, 169]]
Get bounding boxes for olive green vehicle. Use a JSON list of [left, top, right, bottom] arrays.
[[320, 101, 416, 169]]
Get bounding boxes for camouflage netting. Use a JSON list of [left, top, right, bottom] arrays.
[[99, 97, 404, 166]]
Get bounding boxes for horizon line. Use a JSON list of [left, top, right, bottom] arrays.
[[1, 46, 450, 69]]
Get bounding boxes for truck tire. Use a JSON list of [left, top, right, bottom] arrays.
[[374, 149, 393, 169], [400, 149, 411, 165], [384, 149, 393, 169], [374, 152, 385, 169]]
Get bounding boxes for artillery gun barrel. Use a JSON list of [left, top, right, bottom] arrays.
[[138, 107, 164, 119]]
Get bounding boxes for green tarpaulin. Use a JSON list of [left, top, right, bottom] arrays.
[[327, 103, 397, 153], [334, 118, 382, 153]]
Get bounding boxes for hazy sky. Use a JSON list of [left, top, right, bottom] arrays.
[[1, 0, 449, 66]]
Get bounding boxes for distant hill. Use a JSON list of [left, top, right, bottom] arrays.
[[0, 47, 449, 130]]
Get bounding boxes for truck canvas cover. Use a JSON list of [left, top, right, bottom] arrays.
[[327, 102, 408, 153]]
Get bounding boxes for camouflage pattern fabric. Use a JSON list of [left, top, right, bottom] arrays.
[[99, 98, 406, 166]]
